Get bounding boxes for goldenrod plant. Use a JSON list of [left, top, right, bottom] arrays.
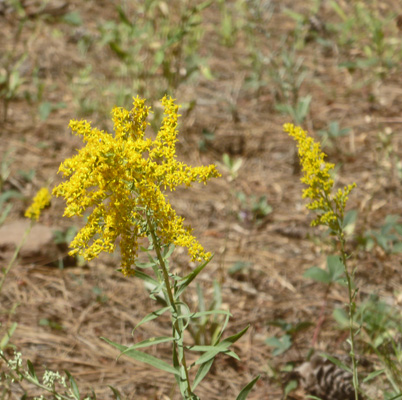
[[285, 124, 359, 399], [51, 96, 259, 399]]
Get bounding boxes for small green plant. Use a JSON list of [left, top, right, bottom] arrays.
[[0, 150, 25, 226], [97, 1, 212, 102], [329, 2, 401, 80], [303, 255, 346, 286], [333, 294, 402, 396], [260, 43, 312, 124], [220, 153, 243, 181], [236, 191, 272, 226], [0, 50, 28, 122], [275, 95, 311, 125], [0, 1, 29, 122], [266, 320, 312, 357], [219, 3, 238, 47], [197, 129, 215, 152], [361, 215, 402, 254], [318, 120, 351, 149]]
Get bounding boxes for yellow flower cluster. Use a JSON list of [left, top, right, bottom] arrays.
[[25, 188, 51, 221], [53, 96, 221, 276], [284, 123, 356, 230]]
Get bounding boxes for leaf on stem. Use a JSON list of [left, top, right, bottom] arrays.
[[236, 375, 260, 400], [175, 257, 211, 298], [102, 337, 179, 376], [194, 325, 249, 365], [132, 306, 172, 333]]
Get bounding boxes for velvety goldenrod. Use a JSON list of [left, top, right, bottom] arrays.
[[286, 123, 360, 399], [25, 188, 51, 221], [53, 96, 220, 276], [284, 123, 356, 230]]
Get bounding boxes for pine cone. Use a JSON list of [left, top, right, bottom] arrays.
[[295, 355, 358, 400]]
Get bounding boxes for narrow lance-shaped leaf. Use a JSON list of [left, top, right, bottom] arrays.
[[118, 336, 174, 358], [131, 269, 159, 286], [26, 360, 38, 383], [65, 370, 80, 399], [177, 310, 231, 320], [102, 337, 179, 376], [194, 325, 249, 365], [108, 385, 122, 400], [236, 375, 260, 400], [175, 257, 211, 298], [132, 306, 171, 333], [192, 358, 215, 390]]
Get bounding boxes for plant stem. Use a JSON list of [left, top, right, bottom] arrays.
[[339, 234, 359, 400], [146, 214, 193, 399]]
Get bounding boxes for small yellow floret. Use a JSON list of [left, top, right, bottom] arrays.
[[25, 188, 51, 221], [284, 123, 356, 231]]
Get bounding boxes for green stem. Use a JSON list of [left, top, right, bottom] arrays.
[[146, 214, 193, 399], [339, 234, 359, 400]]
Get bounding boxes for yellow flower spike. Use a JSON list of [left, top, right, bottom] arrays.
[[53, 96, 221, 276], [284, 123, 356, 231], [25, 188, 51, 221]]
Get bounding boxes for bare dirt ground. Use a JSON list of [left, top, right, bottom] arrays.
[[1, 1, 402, 399]]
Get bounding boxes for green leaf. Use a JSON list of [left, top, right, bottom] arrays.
[[116, 5, 132, 27], [320, 353, 352, 373], [215, 313, 230, 344], [303, 266, 330, 284], [342, 210, 357, 235], [236, 375, 260, 400], [132, 306, 171, 332], [284, 379, 298, 396], [265, 335, 292, 356], [65, 370, 80, 399], [175, 257, 211, 298], [327, 255, 345, 283], [178, 310, 231, 320], [333, 308, 349, 329], [387, 393, 402, 400], [102, 337, 179, 376], [392, 242, 402, 253], [132, 269, 159, 286], [163, 244, 175, 259], [62, 11, 82, 26], [109, 42, 128, 60], [229, 261, 251, 275], [194, 325, 249, 365], [329, 0, 348, 21], [363, 369, 385, 383], [0, 322, 17, 350], [39, 102, 52, 121], [192, 358, 214, 390], [27, 360, 38, 382], [118, 336, 174, 357]]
